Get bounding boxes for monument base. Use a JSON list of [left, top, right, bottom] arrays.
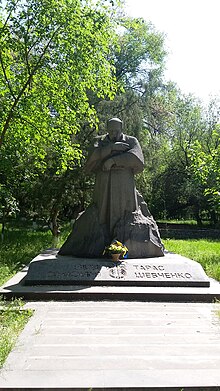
[[24, 249, 210, 288]]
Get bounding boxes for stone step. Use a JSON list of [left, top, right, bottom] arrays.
[[1, 301, 220, 389], [17, 356, 220, 371], [29, 343, 220, 357]]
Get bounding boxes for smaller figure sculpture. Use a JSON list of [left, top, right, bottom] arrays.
[[59, 118, 164, 258]]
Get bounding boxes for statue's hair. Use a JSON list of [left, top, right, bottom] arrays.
[[108, 117, 122, 124]]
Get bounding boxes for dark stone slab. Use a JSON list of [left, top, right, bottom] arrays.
[[24, 250, 210, 287]]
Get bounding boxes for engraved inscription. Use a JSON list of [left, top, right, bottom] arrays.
[[133, 264, 165, 271], [134, 271, 192, 279], [109, 265, 127, 279], [25, 255, 209, 288], [132, 264, 193, 279], [44, 262, 103, 280], [39, 263, 193, 281], [47, 270, 94, 279]]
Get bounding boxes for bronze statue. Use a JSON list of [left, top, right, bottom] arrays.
[[59, 118, 164, 258]]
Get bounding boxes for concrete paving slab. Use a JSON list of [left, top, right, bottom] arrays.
[[0, 301, 220, 389]]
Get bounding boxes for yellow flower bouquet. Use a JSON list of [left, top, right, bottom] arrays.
[[103, 240, 128, 260]]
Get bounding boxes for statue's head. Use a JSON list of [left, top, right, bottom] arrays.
[[107, 118, 123, 141]]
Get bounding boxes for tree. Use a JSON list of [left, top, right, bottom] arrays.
[[96, 17, 166, 126], [63, 15, 168, 221], [189, 126, 220, 223], [0, 0, 120, 233], [0, 183, 18, 238], [113, 17, 166, 86], [136, 85, 210, 222], [0, 0, 118, 164]]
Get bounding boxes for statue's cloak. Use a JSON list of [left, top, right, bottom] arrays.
[[85, 133, 144, 235], [59, 133, 164, 258]]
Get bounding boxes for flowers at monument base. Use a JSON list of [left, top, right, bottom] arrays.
[[103, 240, 128, 260]]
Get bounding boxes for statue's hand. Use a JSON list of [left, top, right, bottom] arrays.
[[112, 142, 130, 152], [102, 158, 115, 171]]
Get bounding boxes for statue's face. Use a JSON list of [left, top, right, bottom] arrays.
[[107, 121, 122, 142]]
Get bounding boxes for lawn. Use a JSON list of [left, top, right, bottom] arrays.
[[163, 238, 220, 281], [0, 226, 219, 285], [0, 228, 58, 286], [0, 227, 55, 367], [0, 225, 219, 367], [0, 298, 33, 367]]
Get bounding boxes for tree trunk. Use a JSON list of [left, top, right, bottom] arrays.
[[210, 210, 217, 226], [1, 209, 5, 241], [49, 206, 60, 237]]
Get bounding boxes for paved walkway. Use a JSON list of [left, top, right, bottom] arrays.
[[1, 301, 220, 389]]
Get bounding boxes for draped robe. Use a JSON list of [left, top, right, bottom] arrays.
[[86, 133, 144, 235], [59, 133, 164, 258]]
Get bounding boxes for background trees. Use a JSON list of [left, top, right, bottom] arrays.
[[0, 0, 219, 233], [189, 122, 220, 223], [0, 0, 119, 232]]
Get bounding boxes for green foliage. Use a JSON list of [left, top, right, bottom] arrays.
[[164, 239, 220, 281], [144, 88, 212, 221], [96, 16, 167, 130], [114, 17, 166, 86], [0, 0, 122, 230], [0, 297, 32, 367], [189, 126, 220, 213], [0, 0, 219, 227], [0, 0, 118, 170], [0, 184, 19, 220]]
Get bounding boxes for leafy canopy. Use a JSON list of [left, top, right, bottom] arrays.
[[0, 0, 118, 172], [189, 126, 220, 212]]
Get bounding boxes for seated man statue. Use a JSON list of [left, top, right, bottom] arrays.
[[59, 118, 164, 258]]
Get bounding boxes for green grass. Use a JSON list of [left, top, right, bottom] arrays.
[[158, 219, 198, 225], [0, 223, 72, 285], [0, 225, 70, 367], [0, 228, 61, 286], [0, 226, 219, 284], [163, 239, 220, 281], [0, 297, 33, 367], [0, 226, 219, 366], [158, 219, 215, 227]]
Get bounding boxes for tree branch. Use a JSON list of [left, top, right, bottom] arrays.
[[24, 17, 31, 77], [17, 114, 45, 138], [0, 49, 16, 99], [113, 96, 142, 116], [0, 1, 19, 38], [143, 119, 161, 135], [0, 26, 61, 147]]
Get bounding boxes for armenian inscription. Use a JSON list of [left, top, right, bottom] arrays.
[[24, 251, 210, 287]]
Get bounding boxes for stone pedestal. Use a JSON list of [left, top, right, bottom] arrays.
[[24, 249, 210, 288]]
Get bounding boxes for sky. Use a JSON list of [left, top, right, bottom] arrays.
[[125, 0, 220, 103]]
